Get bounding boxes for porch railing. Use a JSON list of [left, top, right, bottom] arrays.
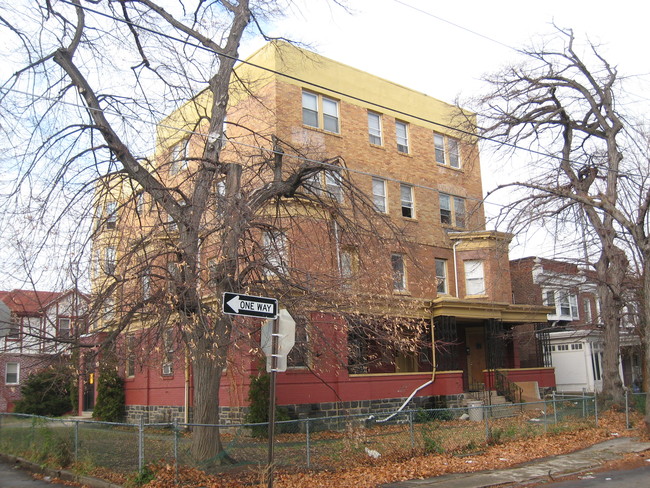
[[494, 369, 523, 404]]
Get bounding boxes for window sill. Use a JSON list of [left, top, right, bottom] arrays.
[[437, 163, 463, 172], [369, 142, 385, 149], [393, 290, 411, 296], [401, 216, 418, 222], [302, 125, 342, 137], [397, 150, 411, 157], [465, 294, 488, 299]]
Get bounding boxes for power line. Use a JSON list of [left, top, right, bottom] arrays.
[[6, 2, 643, 194], [390, 0, 518, 52]]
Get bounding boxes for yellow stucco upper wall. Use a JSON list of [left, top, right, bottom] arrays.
[[235, 41, 475, 136]]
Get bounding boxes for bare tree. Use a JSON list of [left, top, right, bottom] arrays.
[[0, 0, 423, 462], [473, 28, 632, 406]]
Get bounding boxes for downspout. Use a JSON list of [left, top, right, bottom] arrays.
[[376, 316, 437, 423], [184, 345, 190, 424]]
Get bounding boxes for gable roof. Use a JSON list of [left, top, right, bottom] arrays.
[[0, 289, 63, 315]]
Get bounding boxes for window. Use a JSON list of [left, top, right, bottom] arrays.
[[162, 329, 174, 376], [464, 260, 485, 295], [340, 248, 357, 288], [583, 298, 592, 322], [126, 335, 136, 377], [103, 297, 115, 321], [104, 247, 116, 275], [324, 171, 343, 202], [439, 194, 466, 228], [391, 253, 406, 292], [435, 259, 448, 294], [135, 192, 145, 215], [557, 344, 569, 351], [544, 290, 579, 319], [302, 91, 339, 133], [396, 121, 409, 153], [263, 230, 288, 277], [5, 363, 19, 385], [571, 343, 583, 350], [170, 138, 189, 175], [58, 318, 71, 339], [6, 318, 19, 340], [142, 268, 151, 300], [105, 201, 117, 229], [400, 184, 414, 218], [434, 133, 461, 168], [287, 317, 309, 368], [368, 112, 382, 145], [372, 177, 387, 213]]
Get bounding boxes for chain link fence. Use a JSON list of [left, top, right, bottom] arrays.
[[0, 392, 644, 476]]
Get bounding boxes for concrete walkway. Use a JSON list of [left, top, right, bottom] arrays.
[[382, 437, 650, 488]]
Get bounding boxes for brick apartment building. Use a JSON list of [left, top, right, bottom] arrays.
[[87, 42, 554, 423], [0, 289, 87, 412], [510, 257, 641, 393]]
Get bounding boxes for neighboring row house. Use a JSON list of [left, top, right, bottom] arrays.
[[0, 289, 87, 412], [88, 42, 553, 423], [510, 257, 641, 393]]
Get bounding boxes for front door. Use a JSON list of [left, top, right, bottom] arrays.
[[466, 326, 486, 388]]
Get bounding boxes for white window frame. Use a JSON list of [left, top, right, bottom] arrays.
[[302, 91, 340, 134], [435, 258, 448, 294], [400, 184, 414, 218], [104, 247, 116, 275], [263, 230, 288, 277], [396, 121, 409, 153], [439, 193, 466, 228], [105, 201, 117, 229], [464, 260, 485, 296], [583, 298, 592, 323], [5, 362, 19, 385], [391, 253, 407, 292], [324, 171, 343, 202], [372, 177, 387, 213], [368, 111, 382, 145], [434, 133, 461, 168], [170, 138, 189, 175], [162, 329, 174, 376], [544, 289, 580, 320], [142, 268, 151, 300], [58, 317, 71, 339]]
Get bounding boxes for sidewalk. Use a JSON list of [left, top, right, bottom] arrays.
[[382, 437, 650, 488]]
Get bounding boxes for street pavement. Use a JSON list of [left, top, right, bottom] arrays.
[[539, 464, 650, 487], [383, 437, 650, 488], [0, 461, 68, 488]]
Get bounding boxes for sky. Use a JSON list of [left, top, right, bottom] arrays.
[[239, 0, 650, 259]]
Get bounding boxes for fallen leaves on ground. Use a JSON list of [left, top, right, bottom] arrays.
[[137, 410, 647, 488]]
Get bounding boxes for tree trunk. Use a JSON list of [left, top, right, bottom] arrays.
[[190, 315, 233, 464], [596, 249, 626, 406], [642, 261, 650, 430]]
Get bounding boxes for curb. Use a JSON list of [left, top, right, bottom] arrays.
[[0, 453, 122, 488]]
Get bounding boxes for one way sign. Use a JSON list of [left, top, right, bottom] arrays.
[[222, 292, 278, 319]]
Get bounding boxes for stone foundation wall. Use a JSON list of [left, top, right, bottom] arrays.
[[125, 395, 455, 426]]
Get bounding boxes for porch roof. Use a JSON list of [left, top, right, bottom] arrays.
[[431, 297, 551, 323]]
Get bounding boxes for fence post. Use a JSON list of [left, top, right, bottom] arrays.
[[138, 416, 145, 472], [74, 420, 79, 463], [552, 392, 557, 424], [544, 399, 547, 434], [484, 404, 490, 442], [582, 388, 586, 418], [305, 418, 311, 469], [594, 389, 599, 427], [408, 410, 415, 450], [173, 419, 179, 483], [625, 389, 630, 430]]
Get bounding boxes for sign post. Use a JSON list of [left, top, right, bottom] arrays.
[[222, 293, 287, 488]]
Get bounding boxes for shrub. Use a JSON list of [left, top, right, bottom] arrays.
[[245, 372, 290, 437], [92, 366, 125, 422], [13, 366, 73, 417]]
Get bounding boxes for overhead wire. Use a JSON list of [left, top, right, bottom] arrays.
[[50, 0, 638, 175], [6, 0, 645, 196]]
